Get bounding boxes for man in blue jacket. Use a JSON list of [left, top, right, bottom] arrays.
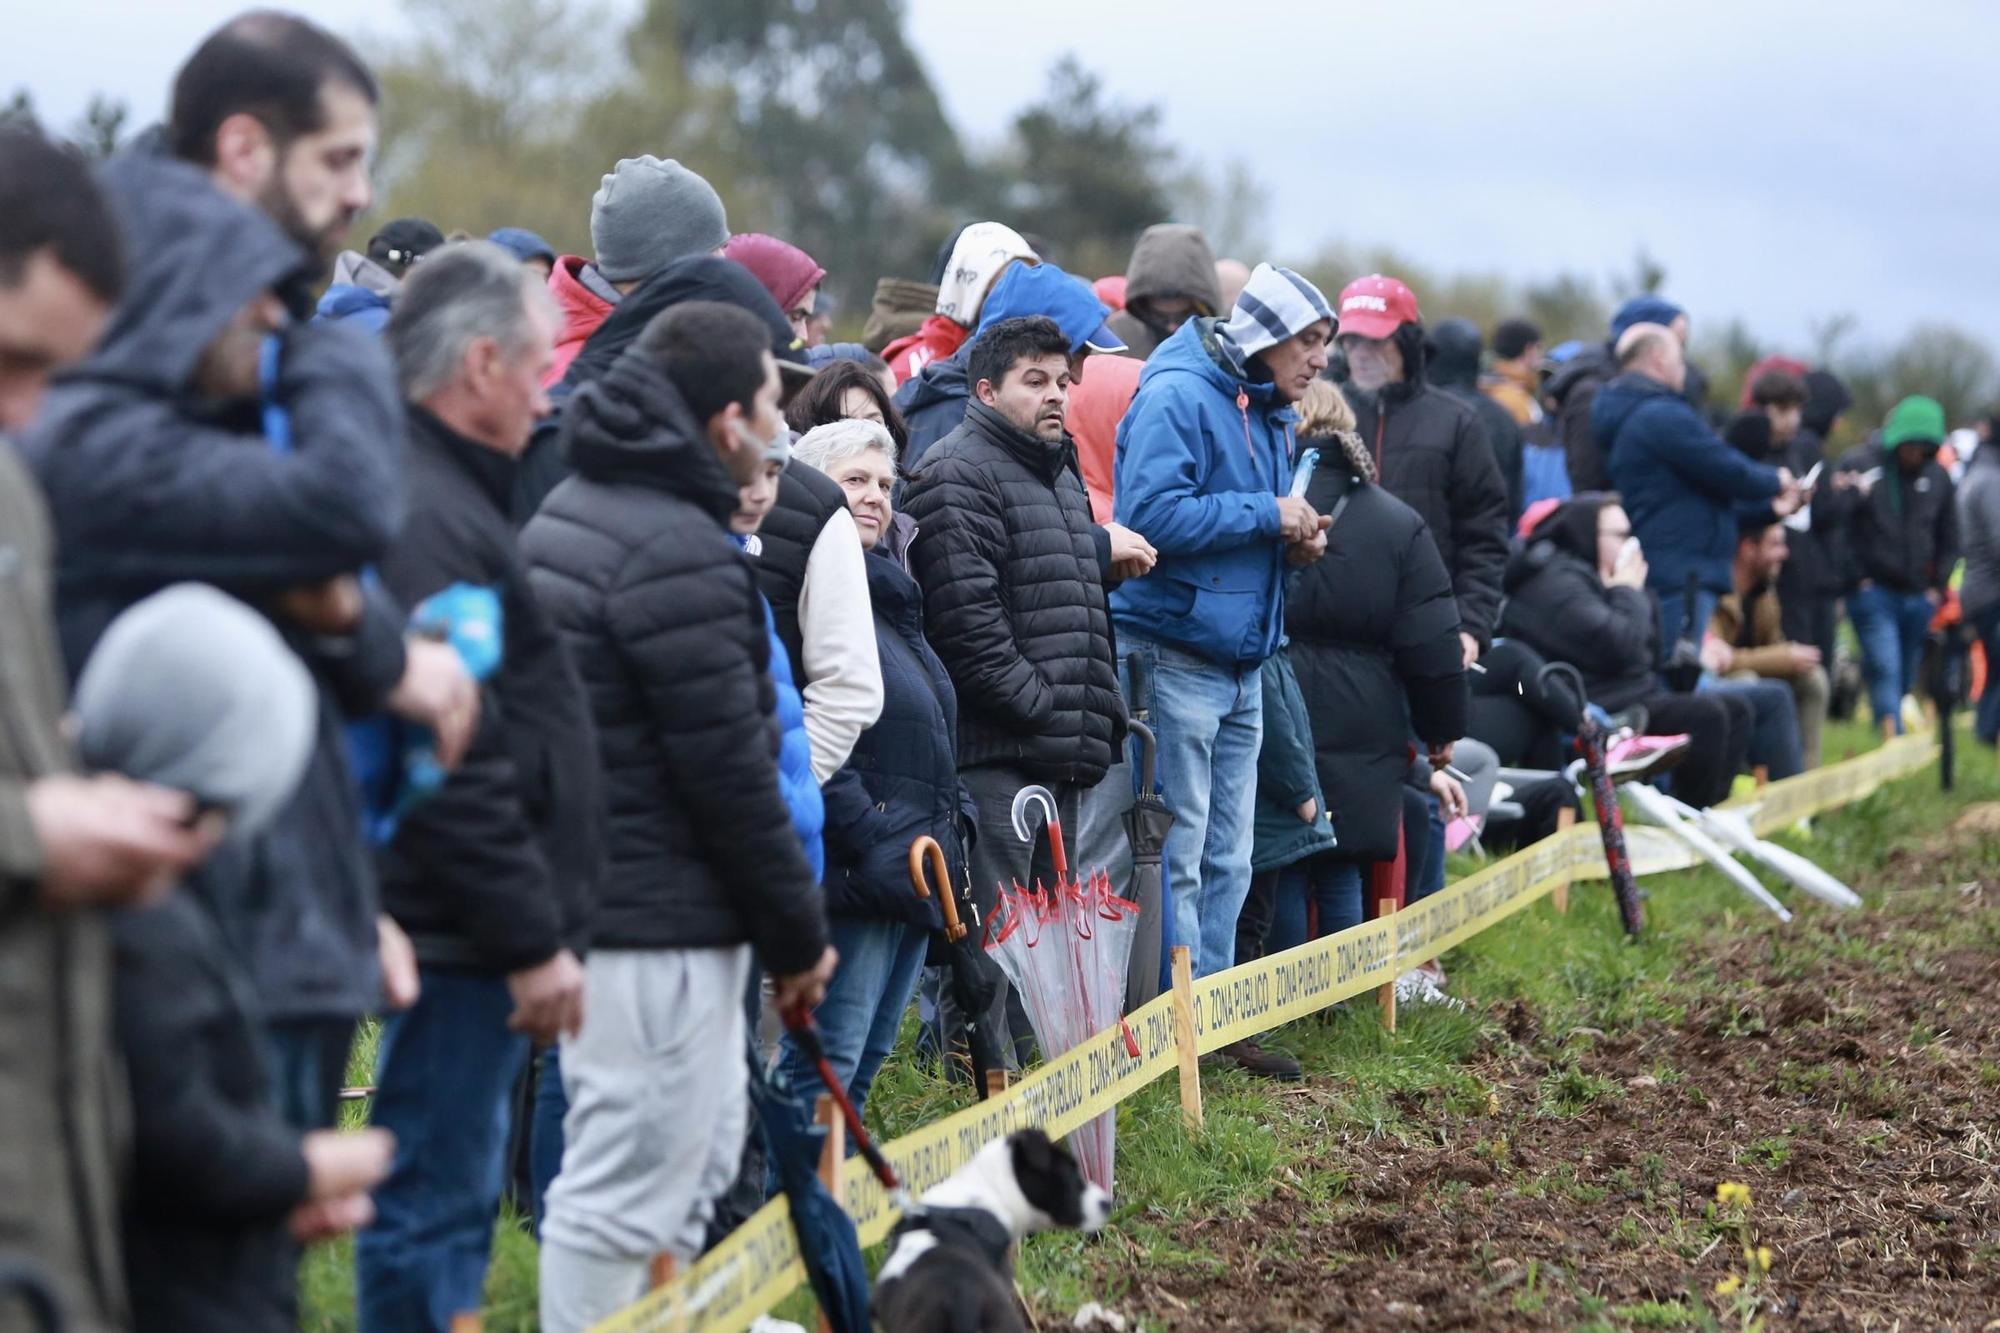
[[1110, 263, 1333, 1073], [1597, 323, 1799, 659]]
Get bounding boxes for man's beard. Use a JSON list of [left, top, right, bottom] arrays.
[[256, 174, 351, 277]]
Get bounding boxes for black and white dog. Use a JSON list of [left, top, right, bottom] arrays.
[[872, 1129, 1112, 1332]]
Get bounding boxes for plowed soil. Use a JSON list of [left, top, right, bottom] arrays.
[[1104, 811, 2000, 1330]]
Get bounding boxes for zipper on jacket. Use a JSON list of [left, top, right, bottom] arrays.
[[1237, 390, 1255, 463]]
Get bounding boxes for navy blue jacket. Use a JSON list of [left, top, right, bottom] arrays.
[[893, 350, 971, 474], [820, 536, 964, 926], [1110, 318, 1292, 666], [1597, 372, 1782, 596]]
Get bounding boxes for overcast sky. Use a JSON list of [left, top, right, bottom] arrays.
[[12, 0, 1997, 351]]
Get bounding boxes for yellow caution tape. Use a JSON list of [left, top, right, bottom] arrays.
[[594, 731, 1937, 1331]]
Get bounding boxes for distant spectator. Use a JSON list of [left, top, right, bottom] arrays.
[[1596, 322, 1795, 656], [1827, 395, 1959, 735], [881, 221, 1037, 385], [1710, 513, 1831, 768], [1500, 495, 1752, 808], [724, 233, 826, 345], [488, 226, 557, 280], [787, 356, 910, 457], [894, 260, 1128, 470], [315, 216, 444, 331], [1428, 317, 1526, 521], [1960, 412, 2000, 745], [1105, 223, 1222, 361], [544, 155, 731, 385], [1481, 317, 1544, 430], [1728, 364, 1843, 668], [1336, 274, 1511, 669], [1214, 258, 1252, 312]]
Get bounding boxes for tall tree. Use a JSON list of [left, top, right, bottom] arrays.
[[996, 56, 1178, 280], [657, 0, 976, 308], [71, 94, 127, 160]]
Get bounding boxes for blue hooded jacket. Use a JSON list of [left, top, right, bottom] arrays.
[[1595, 372, 1781, 596], [1109, 317, 1294, 666], [753, 574, 825, 880]]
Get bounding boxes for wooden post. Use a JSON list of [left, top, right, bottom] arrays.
[[1881, 716, 1897, 744], [1551, 806, 1576, 914], [448, 1316, 483, 1333], [1169, 945, 1203, 1130], [815, 1095, 845, 1333], [984, 1068, 1011, 1099], [1377, 899, 1398, 1034], [646, 1253, 675, 1291], [1753, 764, 1770, 788]]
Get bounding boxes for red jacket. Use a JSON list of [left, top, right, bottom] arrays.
[[545, 256, 615, 387], [882, 314, 968, 388], [1067, 353, 1143, 525]]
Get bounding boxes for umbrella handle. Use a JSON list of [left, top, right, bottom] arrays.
[[1128, 720, 1159, 797], [1010, 785, 1068, 880], [909, 836, 966, 942]]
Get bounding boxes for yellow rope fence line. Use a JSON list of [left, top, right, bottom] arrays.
[[592, 732, 1937, 1332]]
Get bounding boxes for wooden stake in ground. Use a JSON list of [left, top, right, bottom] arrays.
[[1170, 945, 1203, 1130], [1377, 899, 1398, 1034], [1552, 806, 1576, 914]]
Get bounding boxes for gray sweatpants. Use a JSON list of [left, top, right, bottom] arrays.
[[538, 945, 753, 1333]]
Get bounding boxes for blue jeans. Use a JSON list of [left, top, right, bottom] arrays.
[[1415, 792, 1446, 905], [1848, 584, 1934, 732], [1702, 677, 1804, 780], [1655, 586, 1720, 669], [1971, 603, 2000, 745], [1267, 857, 1364, 954], [356, 968, 529, 1332], [264, 1015, 357, 1132], [773, 915, 928, 1122], [1120, 634, 1263, 980]]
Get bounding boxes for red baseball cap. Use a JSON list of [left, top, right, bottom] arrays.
[[1336, 274, 1420, 340]]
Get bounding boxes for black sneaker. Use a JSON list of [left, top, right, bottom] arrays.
[[1206, 1037, 1303, 1081]]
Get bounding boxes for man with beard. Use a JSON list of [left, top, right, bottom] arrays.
[[53, 11, 478, 1131], [169, 11, 378, 272]]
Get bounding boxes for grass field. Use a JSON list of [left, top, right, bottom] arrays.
[[300, 720, 2000, 1330]]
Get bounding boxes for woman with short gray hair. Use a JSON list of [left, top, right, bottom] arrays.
[[769, 418, 963, 1118]]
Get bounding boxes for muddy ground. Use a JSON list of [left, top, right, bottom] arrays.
[[1101, 811, 2000, 1330]]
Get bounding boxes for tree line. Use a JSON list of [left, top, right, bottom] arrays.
[[8, 0, 1994, 436]]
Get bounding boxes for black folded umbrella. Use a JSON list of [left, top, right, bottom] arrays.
[[911, 837, 1007, 1097], [1122, 719, 1174, 1012], [749, 1038, 872, 1333]]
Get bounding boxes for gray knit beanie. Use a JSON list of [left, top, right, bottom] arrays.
[[74, 584, 317, 839], [590, 156, 731, 284]]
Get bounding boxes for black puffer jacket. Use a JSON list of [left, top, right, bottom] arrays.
[[754, 461, 848, 673], [1346, 325, 1512, 647], [375, 408, 602, 971], [1548, 343, 1616, 492], [26, 149, 406, 1024], [1828, 443, 1960, 595], [1498, 497, 1660, 713], [519, 350, 829, 973], [820, 537, 964, 926], [1428, 318, 1525, 522], [901, 402, 1125, 785], [1286, 463, 1466, 862], [114, 893, 310, 1333]]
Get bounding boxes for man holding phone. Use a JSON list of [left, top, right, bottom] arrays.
[[1110, 263, 1334, 1077]]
